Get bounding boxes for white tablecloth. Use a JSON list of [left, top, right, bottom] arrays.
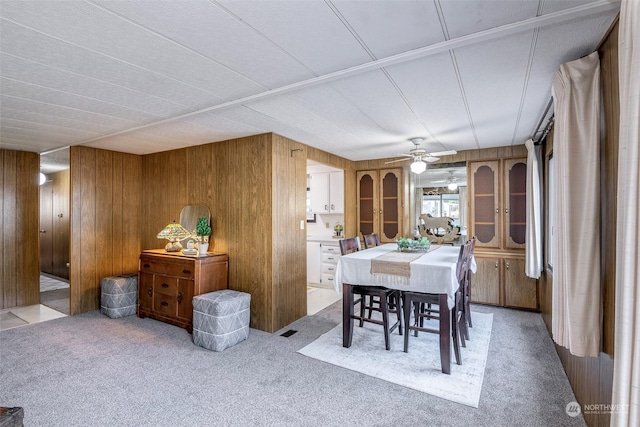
[[334, 244, 476, 309]]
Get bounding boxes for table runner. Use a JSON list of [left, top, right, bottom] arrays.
[[370, 246, 441, 284]]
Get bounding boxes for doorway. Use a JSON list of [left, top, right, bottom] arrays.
[[39, 148, 70, 315]]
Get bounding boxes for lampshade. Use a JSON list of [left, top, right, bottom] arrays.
[[448, 182, 458, 191], [157, 221, 192, 252], [410, 159, 427, 174]]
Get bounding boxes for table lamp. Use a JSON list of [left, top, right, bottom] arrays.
[[157, 221, 192, 252]]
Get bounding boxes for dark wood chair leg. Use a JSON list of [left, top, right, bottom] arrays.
[[359, 294, 365, 327], [403, 293, 412, 353], [395, 292, 403, 335], [438, 294, 451, 374], [452, 307, 461, 365], [381, 292, 391, 351]]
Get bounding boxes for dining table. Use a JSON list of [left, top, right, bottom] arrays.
[[334, 243, 476, 374]]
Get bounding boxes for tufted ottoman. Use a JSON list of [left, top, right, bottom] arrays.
[[192, 290, 251, 352], [100, 273, 138, 319]]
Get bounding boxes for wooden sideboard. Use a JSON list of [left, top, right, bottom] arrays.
[[137, 250, 229, 332]]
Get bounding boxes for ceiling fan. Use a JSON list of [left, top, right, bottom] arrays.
[[384, 138, 457, 174], [430, 171, 460, 190]]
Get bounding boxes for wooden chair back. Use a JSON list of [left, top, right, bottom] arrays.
[[339, 237, 361, 255], [362, 233, 380, 249]]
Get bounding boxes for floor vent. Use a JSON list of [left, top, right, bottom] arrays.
[[280, 329, 297, 338]]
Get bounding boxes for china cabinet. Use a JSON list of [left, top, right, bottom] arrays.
[[468, 158, 537, 309], [356, 168, 403, 243]]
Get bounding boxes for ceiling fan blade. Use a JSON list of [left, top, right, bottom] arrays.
[[429, 150, 457, 157], [424, 156, 440, 162], [384, 157, 411, 164]]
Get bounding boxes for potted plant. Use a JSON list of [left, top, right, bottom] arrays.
[[333, 222, 344, 237], [195, 216, 212, 254]]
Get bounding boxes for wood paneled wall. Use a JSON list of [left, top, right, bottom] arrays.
[[142, 133, 320, 332], [0, 149, 40, 309], [69, 146, 142, 315], [271, 134, 307, 330], [538, 19, 619, 427]]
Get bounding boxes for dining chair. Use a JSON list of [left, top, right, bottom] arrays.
[[361, 233, 401, 320], [362, 233, 380, 249], [339, 237, 402, 350], [462, 237, 477, 331], [402, 243, 467, 366]]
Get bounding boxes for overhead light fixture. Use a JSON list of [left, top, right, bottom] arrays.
[[410, 159, 427, 174], [39, 173, 46, 185], [448, 182, 458, 191]]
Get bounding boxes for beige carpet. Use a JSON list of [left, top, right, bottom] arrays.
[[298, 312, 493, 407]]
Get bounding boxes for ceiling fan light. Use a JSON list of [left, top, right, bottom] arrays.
[[410, 160, 427, 174], [448, 182, 458, 191]]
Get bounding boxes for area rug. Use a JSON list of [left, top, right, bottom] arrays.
[[298, 312, 493, 408], [40, 275, 69, 292]]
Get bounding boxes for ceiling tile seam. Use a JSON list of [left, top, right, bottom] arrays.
[[240, 104, 364, 149], [0, 75, 166, 120], [510, 28, 540, 146], [0, 17, 226, 102], [0, 105, 124, 132], [0, 94, 139, 124], [448, 50, 480, 149], [378, 68, 440, 148], [327, 81, 402, 136], [0, 115, 107, 136], [0, 123, 101, 139], [433, 0, 451, 41], [210, 0, 319, 77], [72, 1, 618, 147], [0, 52, 195, 110], [325, 0, 377, 60], [89, 0, 270, 92]]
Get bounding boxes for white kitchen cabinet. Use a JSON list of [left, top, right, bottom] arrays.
[[306, 242, 321, 284], [309, 171, 344, 214], [307, 239, 341, 287]]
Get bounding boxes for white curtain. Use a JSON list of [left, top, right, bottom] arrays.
[[611, 1, 640, 425], [525, 138, 543, 278], [551, 51, 601, 358]]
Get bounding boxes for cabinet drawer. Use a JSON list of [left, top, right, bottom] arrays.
[[321, 273, 336, 286], [321, 245, 340, 255], [322, 252, 339, 264], [322, 263, 337, 274], [154, 292, 177, 316], [154, 276, 177, 297], [140, 257, 194, 279]]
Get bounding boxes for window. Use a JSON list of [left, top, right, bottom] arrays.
[[422, 192, 460, 227]]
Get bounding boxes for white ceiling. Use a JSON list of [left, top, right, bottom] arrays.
[[0, 0, 619, 169]]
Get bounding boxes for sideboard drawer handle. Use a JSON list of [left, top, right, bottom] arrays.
[[161, 301, 168, 307], [161, 283, 169, 288], [143, 263, 150, 268], [182, 269, 191, 274], [147, 287, 152, 297], [177, 292, 183, 304]]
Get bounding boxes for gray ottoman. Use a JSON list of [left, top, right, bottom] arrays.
[[100, 274, 138, 319], [192, 290, 251, 352]]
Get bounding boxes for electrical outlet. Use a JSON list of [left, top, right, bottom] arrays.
[[326, 222, 330, 228]]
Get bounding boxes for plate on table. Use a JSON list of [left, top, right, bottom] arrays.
[[182, 249, 198, 256]]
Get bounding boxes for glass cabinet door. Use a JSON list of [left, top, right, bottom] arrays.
[[380, 169, 402, 242], [469, 160, 501, 248], [504, 158, 527, 250], [357, 171, 378, 237]]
